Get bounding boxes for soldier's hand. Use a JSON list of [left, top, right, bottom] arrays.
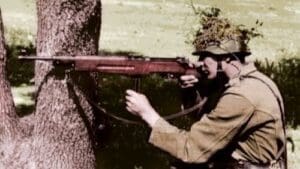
[[179, 75, 199, 88], [125, 90, 160, 127], [179, 60, 202, 88]]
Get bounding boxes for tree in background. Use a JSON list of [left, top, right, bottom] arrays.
[[0, 0, 102, 168], [0, 8, 34, 168]]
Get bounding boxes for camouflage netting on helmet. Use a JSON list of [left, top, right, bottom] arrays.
[[192, 16, 249, 52]]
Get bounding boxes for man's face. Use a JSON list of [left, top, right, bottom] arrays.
[[200, 56, 218, 79]]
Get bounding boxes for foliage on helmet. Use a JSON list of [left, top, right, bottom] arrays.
[[191, 7, 262, 53]]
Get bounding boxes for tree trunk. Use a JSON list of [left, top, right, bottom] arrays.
[[0, 8, 33, 169], [32, 0, 101, 168], [0, 1, 101, 168], [0, 8, 21, 141]]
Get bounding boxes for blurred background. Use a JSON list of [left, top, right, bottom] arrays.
[[0, 0, 299, 168]]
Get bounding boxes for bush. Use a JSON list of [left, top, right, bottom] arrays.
[[255, 56, 300, 128], [4, 26, 36, 85], [95, 74, 193, 169]]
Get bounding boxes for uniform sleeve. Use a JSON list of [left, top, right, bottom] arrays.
[[149, 93, 255, 163]]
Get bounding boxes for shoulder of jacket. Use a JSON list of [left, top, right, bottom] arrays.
[[223, 75, 264, 104]]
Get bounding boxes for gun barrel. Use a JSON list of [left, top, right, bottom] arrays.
[[18, 55, 131, 61], [18, 55, 187, 61]]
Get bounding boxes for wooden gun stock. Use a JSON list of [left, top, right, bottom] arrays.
[[18, 55, 200, 77]]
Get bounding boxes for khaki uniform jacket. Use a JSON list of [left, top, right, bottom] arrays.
[[149, 63, 285, 164]]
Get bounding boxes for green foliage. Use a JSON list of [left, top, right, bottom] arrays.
[[186, 4, 263, 52], [95, 74, 192, 169], [255, 56, 300, 128], [4, 26, 35, 48], [4, 26, 35, 85], [237, 20, 263, 44]]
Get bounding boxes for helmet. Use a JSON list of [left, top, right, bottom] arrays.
[[192, 16, 251, 59], [192, 38, 251, 57]]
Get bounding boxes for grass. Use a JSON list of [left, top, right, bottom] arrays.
[[1, 0, 300, 168], [1, 0, 300, 60], [10, 81, 300, 169], [101, 0, 300, 61], [288, 127, 300, 169], [11, 85, 34, 106]]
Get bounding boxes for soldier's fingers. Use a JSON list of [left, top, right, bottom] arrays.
[[181, 78, 198, 85], [180, 75, 195, 80], [185, 83, 195, 87], [180, 75, 196, 81], [125, 100, 134, 108], [188, 62, 195, 68], [126, 106, 137, 115], [181, 83, 195, 88], [126, 89, 139, 96], [125, 95, 137, 105], [126, 101, 139, 113], [187, 78, 199, 84]]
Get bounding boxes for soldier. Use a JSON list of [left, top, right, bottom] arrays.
[[125, 19, 286, 169]]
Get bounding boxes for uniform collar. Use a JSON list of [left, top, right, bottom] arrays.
[[226, 62, 257, 87]]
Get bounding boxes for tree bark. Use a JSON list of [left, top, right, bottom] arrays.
[[0, 8, 21, 141], [32, 0, 101, 169], [0, 8, 33, 169], [0, 1, 101, 168]]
